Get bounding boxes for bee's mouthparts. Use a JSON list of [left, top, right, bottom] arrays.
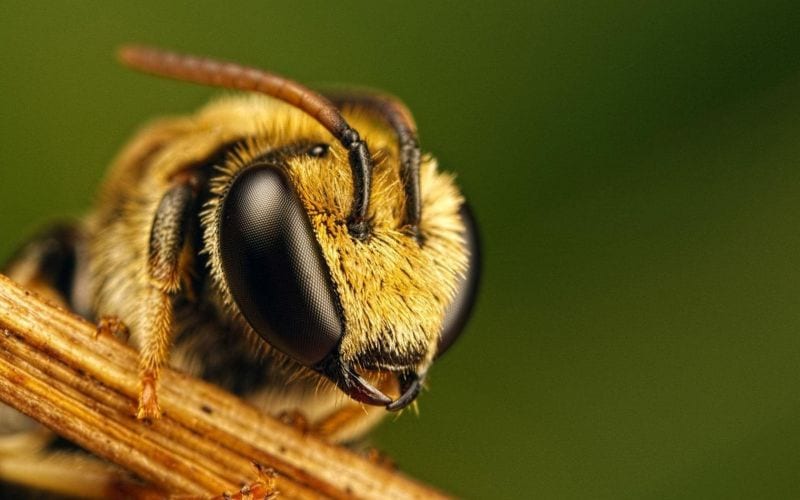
[[386, 371, 423, 411], [315, 358, 423, 411]]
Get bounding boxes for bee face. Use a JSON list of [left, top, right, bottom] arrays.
[[202, 108, 480, 410]]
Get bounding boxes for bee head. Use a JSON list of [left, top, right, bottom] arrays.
[[118, 46, 480, 410], [205, 109, 479, 411]]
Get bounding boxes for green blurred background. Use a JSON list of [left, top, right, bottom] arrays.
[[3, 2, 800, 498]]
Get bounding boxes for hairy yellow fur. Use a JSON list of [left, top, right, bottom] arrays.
[[200, 96, 468, 373], [85, 94, 469, 440]]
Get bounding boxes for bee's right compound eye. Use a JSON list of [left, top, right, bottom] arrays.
[[218, 166, 344, 366], [436, 203, 481, 358]]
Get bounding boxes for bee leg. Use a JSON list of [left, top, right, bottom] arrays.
[[206, 464, 277, 500], [312, 404, 386, 441], [137, 182, 197, 420], [96, 315, 130, 341], [312, 377, 398, 441], [277, 410, 313, 433], [209, 482, 277, 500]]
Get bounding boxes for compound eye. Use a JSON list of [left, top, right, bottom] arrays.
[[219, 165, 344, 366], [437, 203, 481, 357]]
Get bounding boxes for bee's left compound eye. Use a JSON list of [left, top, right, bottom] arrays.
[[218, 165, 344, 366]]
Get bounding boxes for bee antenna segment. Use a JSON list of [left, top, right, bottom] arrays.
[[327, 91, 422, 238], [117, 45, 373, 237]]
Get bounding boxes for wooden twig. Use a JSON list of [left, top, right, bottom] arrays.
[[0, 273, 449, 499]]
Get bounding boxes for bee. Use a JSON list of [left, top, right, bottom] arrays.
[[0, 46, 480, 495]]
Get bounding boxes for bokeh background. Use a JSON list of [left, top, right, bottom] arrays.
[[3, 2, 800, 498]]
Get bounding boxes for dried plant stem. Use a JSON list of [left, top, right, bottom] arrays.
[[0, 273, 449, 499]]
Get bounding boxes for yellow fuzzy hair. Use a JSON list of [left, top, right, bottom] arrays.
[[198, 94, 469, 375]]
